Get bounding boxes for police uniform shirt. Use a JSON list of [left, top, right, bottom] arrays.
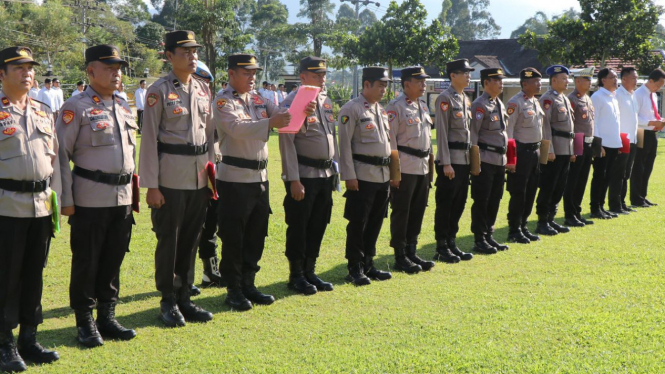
[[337, 93, 391, 182], [386, 94, 432, 175], [214, 84, 277, 183], [470, 92, 508, 166], [57, 87, 137, 208], [506, 90, 544, 143], [0, 93, 57, 218], [279, 88, 338, 181], [540, 88, 574, 155], [567, 89, 595, 138], [434, 86, 470, 166], [138, 71, 214, 190]]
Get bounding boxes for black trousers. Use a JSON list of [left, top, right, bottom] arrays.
[[536, 155, 570, 218], [283, 176, 334, 261], [0, 216, 51, 330], [471, 162, 505, 236], [563, 143, 593, 218], [434, 164, 469, 240], [217, 181, 270, 289], [622, 143, 638, 205], [608, 147, 630, 211], [137, 109, 144, 132], [152, 187, 209, 295], [390, 173, 429, 250], [70, 206, 133, 310], [198, 198, 219, 260], [590, 147, 619, 210], [506, 146, 539, 227], [631, 131, 658, 205], [343, 180, 389, 264]]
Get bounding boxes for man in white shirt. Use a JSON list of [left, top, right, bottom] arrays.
[[590, 68, 622, 219], [51, 78, 64, 115], [36, 78, 54, 109], [134, 80, 146, 133], [632, 68, 665, 207], [114, 82, 128, 101], [29, 79, 39, 99], [277, 83, 286, 104], [71, 81, 85, 97], [611, 67, 639, 214]]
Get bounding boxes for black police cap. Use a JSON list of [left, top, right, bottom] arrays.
[[520, 67, 542, 80], [300, 56, 327, 73], [165, 30, 202, 50], [228, 54, 262, 70], [0, 46, 39, 67], [362, 66, 392, 82], [401, 66, 430, 79], [480, 68, 505, 81], [446, 59, 474, 74], [85, 45, 128, 67]]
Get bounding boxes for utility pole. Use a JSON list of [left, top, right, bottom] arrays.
[[67, 0, 105, 39], [340, 0, 380, 98]]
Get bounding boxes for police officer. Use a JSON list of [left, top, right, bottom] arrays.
[[505, 68, 544, 244], [0, 46, 59, 372], [470, 68, 509, 254], [139, 31, 214, 327], [563, 68, 595, 226], [386, 66, 436, 273], [57, 45, 138, 348], [433, 59, 474, 262], [536, 65, 575, 236], [214, 54, 294, 310], [279, 56, 336, 295], [338, 66, 393, 285]]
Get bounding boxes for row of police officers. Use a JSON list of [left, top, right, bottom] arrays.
[[0, 28, 662, 372]]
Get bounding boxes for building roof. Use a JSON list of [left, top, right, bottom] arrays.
[[572, 50, 665, 75], [455, 39, 545, 77]]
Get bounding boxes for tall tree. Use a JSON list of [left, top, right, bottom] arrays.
[[295, 0, 336, 56], [251, 0, 290, 82], [439, 0, 500, 40], [510, 8, 580, 39]]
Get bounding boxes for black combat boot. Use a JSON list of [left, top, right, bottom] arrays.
[[507, 224, 530, 244], [202, 256, 226, 287], [345, 262, 371, 286], [96, 302, 136, 341], [485, 233, 509, 251], [177, 287, 213, 322], [548, 212, 570, 233], [563, 215, 585, 227], [159, 293, 186, 328], [393, 246, 422, 274], [304, 257, 333, 291], [601, 207, 617, 218], [447, 238, 473, 261], [433, 239, 461, 263], [472, 234, 497, 254], [521, 224, 540, 241], [577, 214, 594, 225], [287, 259, 317, 295], [405, 243, 435, 271], [17, 325, 59, 364], [535, 215, 558, 236], [364, 257, 392, 281], [0, 330, 26, 372], [225, 288, 252, 311], [75, 309, 104, 348], [242, 272, 275, 305]]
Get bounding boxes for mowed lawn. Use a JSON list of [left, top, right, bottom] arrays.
[[32, 132, 665, 373]]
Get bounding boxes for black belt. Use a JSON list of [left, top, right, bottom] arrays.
[[397, 145, 430, 158], [447, 141, 471, 151], [0, 178, 50, 193], [297, 155, 333, 169], [157, 142, 209, 156], [552, 129, 575, 139], [515, 141, 540, 151], [478, 142, 506, 155], [73, 166, 131, 185], [222, 155, 268, 170], [352, 154, 391, 166]]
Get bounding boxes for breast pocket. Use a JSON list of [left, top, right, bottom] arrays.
[[0, 127, 26, 160], [488, 112, 502, 131], [35, 121, 56, 156], [305, 120, 324, 138], [522, 109, 536, 127], [451, 109, 465, 128], [164, 106, 190, 131], [556, 106, 568, 122], [197, 99, 210, 127], [360, 123, 380, 143], [126, 120, 139, 146], [406, 117, 421, 138], [90, 121, 115, 147]]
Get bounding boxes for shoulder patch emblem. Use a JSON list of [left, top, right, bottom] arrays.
[[147, 93, 158, 107], [543, 100, 552, 110], [387, 111, 396, 122], [341, 115, 349, 124], [2, 127, 16, 136], [167, 92, 179, 100], [440, 102, 449, 112], [217, 99, 227, 110], [475, 108, 485, 120], [62, 110, 75, 124]]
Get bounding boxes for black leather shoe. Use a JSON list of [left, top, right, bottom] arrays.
[[0, 331, 26, 373], [507, 229, 530, 244], [522, 225, 541, 241], [16, 325, 58, 365], [609, 208, 629, 215], [288, 275, 317, 295], [601, 207, 618, 218], [177, 287, 213, 322], [447, 239, 473, 261], [486, 234, 509, 251], [304, 258, 333, 291], [242, 287, 275, 305], [433, 240, 461, 263], [473, 240, 497, 254], [96, 303, 136, 341], [535, 222, 558, 236], [622, 204, 637, 213], [345, 263, 371, 286], [159, 297, 186, 327], [590, 210, 609, 219], [564, 216, 585, 227], [75, 310, 104, 347], [393, 255, 422, 274], [190, 284, 201, 296], [225, 289, 252, 311], [645, 199, 658, 206], [577, 215, 594, 225], [631, 202, 650, 208], [202, 256, 226, 287], [365, 267, 392, 280], [406, 244, 435, 271], [549, 220, 570, 233]]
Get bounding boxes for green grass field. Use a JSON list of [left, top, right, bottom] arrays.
[[27, 133, 665, 373]]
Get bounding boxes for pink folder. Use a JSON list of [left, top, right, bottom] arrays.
[[573, 133, 584, 156], [278, 85, 321, 134]]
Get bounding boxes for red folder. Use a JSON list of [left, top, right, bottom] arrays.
[[506, 138, 517, 165], [620, 133, 630, 154], [206, 161, 218, 200], [131, 174, 140, 213]]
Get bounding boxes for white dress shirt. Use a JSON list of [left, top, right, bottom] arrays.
[[134, 87, 146, 110], [51, 87, 64, 111], [634, 84, 661, 127], [36, 87, 54, 109], [616, 85, 639, 144], [28, 87, 39, 100], [71, 89, 83, 97], [114, 90, 128, 101], [591, 87, 622, 148]]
